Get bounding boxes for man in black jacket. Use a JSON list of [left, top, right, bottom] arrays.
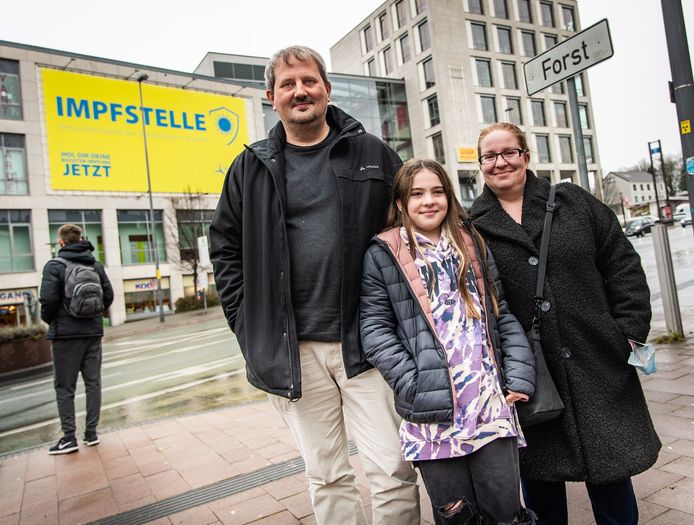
[[40, 224, 114, 455], [210, 46, 419, 525]]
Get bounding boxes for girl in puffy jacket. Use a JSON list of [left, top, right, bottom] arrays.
[[360, 158, 536, 525]]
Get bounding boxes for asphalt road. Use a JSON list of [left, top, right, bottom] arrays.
[[1, 225, 693, 457]]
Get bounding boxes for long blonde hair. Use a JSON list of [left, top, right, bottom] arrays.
[[386, 158, 499, 319]]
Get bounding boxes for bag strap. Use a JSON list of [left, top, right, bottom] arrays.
[[533, 185, 556, 326]]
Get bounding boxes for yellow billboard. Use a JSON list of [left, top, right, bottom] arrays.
[[42, 68, 248, 193]]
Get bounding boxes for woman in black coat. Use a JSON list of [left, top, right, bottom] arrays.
[[470, 123, 660, 525]]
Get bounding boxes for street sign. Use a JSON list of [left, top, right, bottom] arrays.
[[197, 236, 211, 266], [524, 19, 613, 96]]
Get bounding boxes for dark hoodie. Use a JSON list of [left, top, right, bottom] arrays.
[[39, 240, 114, 339]]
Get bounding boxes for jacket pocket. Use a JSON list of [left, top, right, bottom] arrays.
[[334, 167, 386, 182]]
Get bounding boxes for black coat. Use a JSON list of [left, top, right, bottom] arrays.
[[39, 240, 114, 339], [360, 226, 534, 423], [471, 172, 661, 484], [210, 106, 402, 400]]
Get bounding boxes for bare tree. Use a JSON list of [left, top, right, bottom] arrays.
[[167, 187, 215, 296]]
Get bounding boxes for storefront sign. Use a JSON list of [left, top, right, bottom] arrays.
[[123, 278, 171, 293], [0, 289, 35, 305], [42, 69, 248, 193], [457, 147, 478, 163]]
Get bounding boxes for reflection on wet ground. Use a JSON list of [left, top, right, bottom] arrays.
[[1, 371, 265, 456]]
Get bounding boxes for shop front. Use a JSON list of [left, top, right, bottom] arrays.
[[0, 288, 38, 327], [123, 278, 172, 321]]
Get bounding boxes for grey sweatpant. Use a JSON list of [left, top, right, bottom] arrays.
[[51, 336, 102, 437]]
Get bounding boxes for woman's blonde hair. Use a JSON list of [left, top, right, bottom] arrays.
[[477, 122, 530, 158], [386, 158, 499, 318]]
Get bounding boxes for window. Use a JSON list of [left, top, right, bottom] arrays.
[[579, 104, 590, 129], [400, 33, 412, 63], [640, 184, 644, 191], [494, 0, 508, 18], [0, 59, 22, 120], [363, 25, 374, 52], [468, 0, 484, 15], [458, 171, 478, 208], [0, 133, 28, 195], [395, 0, 407, 28], [422, 57, 436, 89], [550, 81, 564, 94], [535, 134, 551, 162], [540, 1, 554, 27], [583, 137, 594, 163], [504, 97, 522, 125], [517, 0, 532, 23], [471, 23, 488, 51], [497, 26, 513, 54], [531, 100, 546, 126], [383, 47, 394, 75], [414, 0, 427, 14], [521, 30, 536, 57], [561, 5, 575, 31], [427, 94, 440, 126], [543, 33, 557, 50], [418, 20, 431, 51], [431, 133, 445, 163], [554, 101, 568, 127], [48, 210, 104, 263], [212, 62, 266, 84], [646, 183, 651, 191], [367, 58, 377, 76], [501, 62, 517, 89], [475, 58, 493, 87], [378, 12, 389, 40], [575, 73, 585, 96], [559, 135, 573, 162], [117, 210, 167, 265], [0, 210, 33, 273], [480, 95, 497, 123]]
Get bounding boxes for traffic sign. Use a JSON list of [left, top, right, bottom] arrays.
[[524, 19, 613, 96]]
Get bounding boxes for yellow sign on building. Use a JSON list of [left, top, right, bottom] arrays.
[[457, 147, 478, 163], [42, 69, 248, 193]]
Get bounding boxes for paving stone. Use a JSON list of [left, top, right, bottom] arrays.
[[212, 493, 285, 524], [643, 509, 694, 524], [279, 491, 313, 519], [58, 487, 118, 525], [633, 468, 684, 499], [646, 476, 694, 516], [663, 439, 694, 458], [659, 456, 694, 477], [169, 505, 219, 525]]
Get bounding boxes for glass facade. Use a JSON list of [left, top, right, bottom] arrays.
[[329, 75, 413, 160], [1, 133, 28, 195], [48, 210, 105, 263], [117, 210, 166, 265], [176, 209, 214, 264], [0, 210, 33, 273], [0, 59, 22, 120]]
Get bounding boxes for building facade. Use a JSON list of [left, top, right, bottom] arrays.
[[0, 41, 269, 327], [602, 170, 671, 221], [330, 0, 602, 206]]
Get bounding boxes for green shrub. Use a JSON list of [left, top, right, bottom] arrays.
[[174, 292, 220, 313], [0, 324, 48, 344]]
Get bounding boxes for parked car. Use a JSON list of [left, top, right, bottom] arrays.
[[681, 214, 693, 228], [673, 202, 690, 222], [624, 216, 656, 237]]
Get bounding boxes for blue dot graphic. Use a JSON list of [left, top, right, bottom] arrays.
[[218, 117, 232, 132]]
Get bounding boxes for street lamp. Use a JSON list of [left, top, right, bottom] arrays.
[[137, 74, 165, 323]]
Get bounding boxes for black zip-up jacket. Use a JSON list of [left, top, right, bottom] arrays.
[[39, 240, 114, 339], [210, 106, 402, 400]]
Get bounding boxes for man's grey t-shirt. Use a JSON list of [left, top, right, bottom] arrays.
[[284, 128, 342, 341]]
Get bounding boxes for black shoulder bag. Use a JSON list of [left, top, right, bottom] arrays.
[[516, 185, 565, 427]]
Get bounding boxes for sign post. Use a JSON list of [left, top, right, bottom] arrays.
[[523, 19, 613, 192]]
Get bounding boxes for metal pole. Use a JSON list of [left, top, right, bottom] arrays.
[[137, 75, 165, 323], [657, 139, 670, 206], [619, 192, 627, 227], [652, 225, 684, 336], [648, 143, 663, 222], [567, 76, 590, 191], [661, 0, 694, 241]]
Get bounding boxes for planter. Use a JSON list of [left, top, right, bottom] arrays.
[[0, 337, 52, 375]]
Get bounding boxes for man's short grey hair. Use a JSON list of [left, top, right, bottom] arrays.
[[265, 46, 329, 93]]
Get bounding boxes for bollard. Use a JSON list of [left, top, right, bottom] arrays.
[[652, 225, 684, 336]]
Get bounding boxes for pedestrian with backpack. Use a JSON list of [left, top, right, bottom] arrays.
[[40, 224, 114, 455]]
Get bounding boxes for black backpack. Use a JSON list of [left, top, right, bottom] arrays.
[[55, 257, 105, 318]]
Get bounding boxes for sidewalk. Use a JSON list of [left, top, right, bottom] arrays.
[[1, 313, 693, 524]]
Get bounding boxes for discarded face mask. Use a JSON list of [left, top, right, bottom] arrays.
[[628, 341, 657, 375]]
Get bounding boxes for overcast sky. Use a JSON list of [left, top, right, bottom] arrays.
[[3, 0, 693, 174]]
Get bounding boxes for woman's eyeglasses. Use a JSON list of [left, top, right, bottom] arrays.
[[478, 148, 528, 165]]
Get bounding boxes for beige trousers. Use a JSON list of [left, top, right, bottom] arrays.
[[269, 341, 420, 525]]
